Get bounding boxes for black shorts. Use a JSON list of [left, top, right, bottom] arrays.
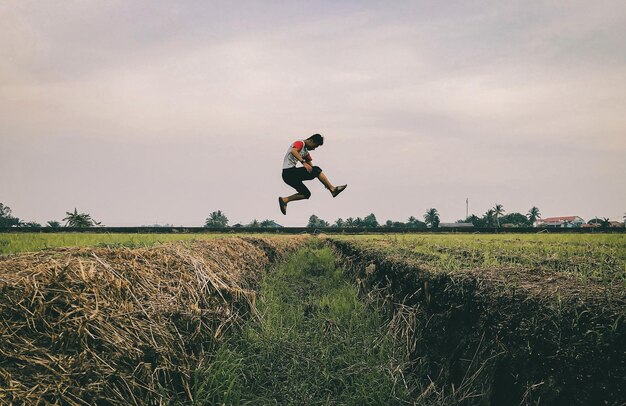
[[282, 166, 323, 198]]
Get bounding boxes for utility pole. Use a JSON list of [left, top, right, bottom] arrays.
[[466, 198, 469, 219]]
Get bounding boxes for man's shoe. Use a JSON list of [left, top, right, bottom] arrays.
[[332, 185, 347, 198], [278, 197, 287, 215]]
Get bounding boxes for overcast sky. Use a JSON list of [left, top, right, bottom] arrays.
[[1, 1, 625, 227]]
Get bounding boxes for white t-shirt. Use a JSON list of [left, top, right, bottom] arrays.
[[282, 140, 312, 169]]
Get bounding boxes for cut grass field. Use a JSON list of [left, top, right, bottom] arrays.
[[0, 232, 288, 255], [0, 237, 306, 404], [2, 232, 624, 404]]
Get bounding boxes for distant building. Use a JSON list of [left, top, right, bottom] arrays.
[[535, 216, 585, 228], [440, 222, 474, 228], [581, 221, 623, 228]]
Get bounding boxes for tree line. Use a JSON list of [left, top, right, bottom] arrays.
[[2, 202, 623, 229], [460, 205, 541, 228], [204, 211, 283, 228], [306, 205, 544, 229], [206, 205, 552, 229], [0, 204, 102, 228]]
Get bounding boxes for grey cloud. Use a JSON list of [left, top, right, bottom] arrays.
[[1, 1, 625, 226]]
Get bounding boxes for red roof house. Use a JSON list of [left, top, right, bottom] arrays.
[[535, 216, 585, 228]]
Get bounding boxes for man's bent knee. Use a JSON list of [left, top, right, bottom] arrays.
[[302, 190, 312, 199], [312, 166, 323, 177]]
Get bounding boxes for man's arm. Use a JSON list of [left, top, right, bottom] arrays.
[[290, 148, 313, 172]]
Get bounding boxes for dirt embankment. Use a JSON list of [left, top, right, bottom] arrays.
[[0, 236, 306, 405], [330, 239, 626, 406]]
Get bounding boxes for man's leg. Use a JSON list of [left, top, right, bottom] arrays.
[[282, 193, 307, 204], [312, 167, 347, 197], [281, 179, 312, 204], [317, 171, 338, 193]]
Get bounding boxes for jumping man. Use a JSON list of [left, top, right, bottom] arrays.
[[279, 133, 347, 215]]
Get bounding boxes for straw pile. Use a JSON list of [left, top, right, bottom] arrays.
[[0, 236, 305, 405]]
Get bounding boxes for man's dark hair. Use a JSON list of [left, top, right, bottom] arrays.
[[307, 133, 324, 145]]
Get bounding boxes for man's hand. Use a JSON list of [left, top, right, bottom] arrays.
[[303, 162, 313, 173]]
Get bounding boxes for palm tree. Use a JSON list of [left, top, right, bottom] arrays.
[[527, 206, 541, 226], [0, 203, 11, 219], [205, 210, 229, 227], [63, 208, 101, 227], [493, 204, 505, 228], [307, 215, 329, 228], [484, 209, 495, 227], [0, 203, 20, 227], [363, 213, 379, 228], [46, 220, 61, 228], [466, 214, 482, 227], [307, 215, 320, 228], [424, 208, 440, 228]]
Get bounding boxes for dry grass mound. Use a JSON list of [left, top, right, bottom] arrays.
[[0, 236, 305, 405]]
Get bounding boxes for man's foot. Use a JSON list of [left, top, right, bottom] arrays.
[[278, 197, 287, 215], [331, 185, 347, 198]]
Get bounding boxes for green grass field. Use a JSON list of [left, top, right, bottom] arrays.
[[4, 232, 624, 282], [328, 234, 626, 404], [4, 232, 624, 283], [332, 233, 626, 284], [193, 240, 421, 404]]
